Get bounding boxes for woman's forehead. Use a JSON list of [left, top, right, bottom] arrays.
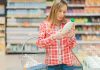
[[59, 5, 67, 11]]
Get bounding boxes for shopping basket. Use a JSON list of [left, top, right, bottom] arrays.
[[20, 54, 47, 70]]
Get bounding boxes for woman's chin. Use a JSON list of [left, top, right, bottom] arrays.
[[57, 18, 63, 21]]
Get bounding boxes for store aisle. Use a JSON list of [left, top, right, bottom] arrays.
[[0, 49, 45, 70], [5, 55, 23, 70], [0, 53, 23, 70]]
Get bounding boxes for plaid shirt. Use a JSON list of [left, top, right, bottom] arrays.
[[36, 20, 77, 66]]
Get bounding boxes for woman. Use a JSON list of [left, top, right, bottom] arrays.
[[36, 0, 78, 70]]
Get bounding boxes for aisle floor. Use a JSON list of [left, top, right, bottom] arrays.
[[0, 51, 45, 70]]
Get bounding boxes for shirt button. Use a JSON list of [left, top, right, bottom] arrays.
[[58, 52, 61, 55], [58, 56, 62, 63]]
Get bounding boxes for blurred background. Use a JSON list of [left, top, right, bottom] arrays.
[[0, 0, 100, 70]]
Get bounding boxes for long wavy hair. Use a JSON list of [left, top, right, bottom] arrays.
[[47, 0, 68, 26]]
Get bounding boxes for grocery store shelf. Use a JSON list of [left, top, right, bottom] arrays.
[[0, 35, 5, 38], [7, 14, 46, 18], [66, 13, 100, 16], [7, 40, 36, 44], [46, 2, 100, 7], [46, 13, 100, 16], [75, 23, 100, 26], [7, 23, 100, 27], [7, 13, 100, 18], [7, 7, 41, 9], [0, 28, 5, 30], [0, 0, 5, 4], [7, 6, 46, 9], [6, 51, 45, 54], [0, 14, 5, 16], [46, 2, 53, 7], [46, 2, 85, 7], [86, 5, 100, 7], [77, 41, 100, 44], [7, 23, 40, 27], [76, 31, 100, 34], [7, 0, 45, 2], [6, 0, 100, 54], [0, 23, 5, 25], [68, 4, 85, 7]]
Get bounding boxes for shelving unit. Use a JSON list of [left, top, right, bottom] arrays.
[[0, 0, 6, 50], [6, 0, 46, 54], [68, 0, 100, 70]]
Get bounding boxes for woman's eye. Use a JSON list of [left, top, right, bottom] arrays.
[[63, 11, 66, 14], [59, 10, 62, 12]]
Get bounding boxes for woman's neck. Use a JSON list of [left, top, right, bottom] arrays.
[[46, 19, 62, 28], [55, 20, 61, 26]]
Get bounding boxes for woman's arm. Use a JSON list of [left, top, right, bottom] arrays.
[[67, 24, 77, 49], [36, 22, 56, 48]]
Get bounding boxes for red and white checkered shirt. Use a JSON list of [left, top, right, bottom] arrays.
[[36, 20, 77, 66]]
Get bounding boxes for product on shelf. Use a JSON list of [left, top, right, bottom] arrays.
[[7, 0, 46, 3], [85, 0, 100, 6], [67, 0, 85, 4], [81, 35, 100, 41], [91, 17, 100, 23], [0, 5, 5, 14], [23, 21, 30, 27], [67, 18, 89, 24], [75, 26, 83, 31], [75, 34, 82, 40], [0, 17, 5, 24], [0, 40, 5, 53], [0, 3, 5, 45], [68, 8, 84, 13], [85, 7, 100, 13]]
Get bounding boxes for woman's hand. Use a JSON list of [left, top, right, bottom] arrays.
[[67, 31, 75, 38], [67, 24, 75, 38], [50, 29, 63, 40], [50, 24, 75, 40]]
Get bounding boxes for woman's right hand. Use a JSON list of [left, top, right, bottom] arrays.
[[50, 29, 63, 40], [50, 26, 75, 40], [66, 24, 75, 38], [67, 31, 75, 38]]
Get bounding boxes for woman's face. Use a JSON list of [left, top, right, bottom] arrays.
[[56, 5, 67, 21]]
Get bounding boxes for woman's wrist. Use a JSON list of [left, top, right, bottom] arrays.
[[50, 35, 55, 40]]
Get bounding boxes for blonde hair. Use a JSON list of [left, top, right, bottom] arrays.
[[47, 0, 67, 25]]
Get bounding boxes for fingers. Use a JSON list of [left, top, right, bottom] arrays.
[[67, 31, 75, 38]]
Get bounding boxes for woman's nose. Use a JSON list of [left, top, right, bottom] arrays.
[[61, 12, 64, 16]]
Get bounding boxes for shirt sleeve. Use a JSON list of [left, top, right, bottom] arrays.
[[36, 22, 56, 48], [69, 36, 76, 49]]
